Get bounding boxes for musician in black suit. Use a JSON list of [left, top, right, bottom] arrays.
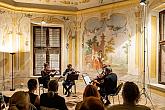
[[41, 63, 56, 88], [62, 64, 75, 97], [93, 66, 117, 105]]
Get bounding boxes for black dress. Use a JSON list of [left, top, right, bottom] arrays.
[[29, 93, 38, 105], [40, 93, 68, 110]]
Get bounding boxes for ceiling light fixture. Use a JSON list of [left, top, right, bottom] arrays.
[[140, 0, 146, 6], [41, 20, 46, 25]]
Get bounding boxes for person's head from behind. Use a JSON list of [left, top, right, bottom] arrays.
[[47, 80, 59, 97], [83, 85, 100, 100], [27, 79, 37, 91], [44, 63, 49, 70], [80, 96, 104, 110], [105, 66, 112, 75], [122, 81, 140, 104], [9, 91, 30, 110], [67, 64, 72, 69]]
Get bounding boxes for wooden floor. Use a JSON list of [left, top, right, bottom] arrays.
[[2, 75, 165, 110]]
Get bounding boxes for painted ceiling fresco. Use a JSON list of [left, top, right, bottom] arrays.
[[13, 0, 124, 10]]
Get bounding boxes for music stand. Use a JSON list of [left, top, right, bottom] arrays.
[[66, 74, 79, 81], [82, 73, 91, 85]]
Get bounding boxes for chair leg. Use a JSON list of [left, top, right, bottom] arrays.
[[112, 96, 114, 104], [74, 84, 76, 94], [63, 86, 64, 94], [118, 95, 120, 104], [42, 87, 44, 94], [39, 86, 40, 95]]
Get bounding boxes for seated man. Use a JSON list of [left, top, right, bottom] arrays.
[[41, 63, 56, 88], [62, 64, 75, 97], [93, 66, 117, 105], [40, 80, 68, 110]]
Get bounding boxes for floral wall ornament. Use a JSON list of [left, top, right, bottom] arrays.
[[0, 10, 5, 14], [24, 13, 33, 18], [60, 0, 90, 5]]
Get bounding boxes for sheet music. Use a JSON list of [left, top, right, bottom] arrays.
[[83, 75, 91, 85]]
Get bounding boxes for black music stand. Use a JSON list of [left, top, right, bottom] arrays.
[[66, 74, 79, 81]]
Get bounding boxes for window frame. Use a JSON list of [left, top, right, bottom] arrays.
[[33, 26, 61, 76], [159, 10, 165, 84]]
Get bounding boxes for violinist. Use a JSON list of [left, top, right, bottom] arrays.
[[41, 63, 56, 88], [93, 65, 117, 105], [62, 64, 75, 97]]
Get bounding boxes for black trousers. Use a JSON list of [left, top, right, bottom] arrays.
[[62, 80, 74, 94]]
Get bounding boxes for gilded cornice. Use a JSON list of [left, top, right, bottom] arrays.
[[0, 0, 139, 15]]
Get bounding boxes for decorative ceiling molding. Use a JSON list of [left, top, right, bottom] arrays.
[[60, 0, 90, 5], [77, 0, 139, 14], [149, 0, 165, 12], [0, 1, 77, 15], [0, 0, 139, 15]]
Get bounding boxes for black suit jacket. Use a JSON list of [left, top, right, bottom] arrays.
[[40, 93, 68, 110], [100, 73, 117, 94]]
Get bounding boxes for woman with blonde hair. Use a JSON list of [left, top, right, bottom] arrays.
[[75, 85, 101, 110], [9, 91, 36, 110]]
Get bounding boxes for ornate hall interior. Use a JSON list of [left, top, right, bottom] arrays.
[[0, 0, 165, 110]]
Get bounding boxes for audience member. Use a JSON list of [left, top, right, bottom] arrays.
[[9, 91, 36, 110], [75, 85, 101, 110], [79, 96, 105, 110], [40, 80, 68, 110], [107, 81, 151, 110], [27, 79, 40, 108]]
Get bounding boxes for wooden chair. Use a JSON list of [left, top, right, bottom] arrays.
[[38, 77, 44, 95]]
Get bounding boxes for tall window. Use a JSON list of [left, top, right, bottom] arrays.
[[33, 26, 61, 75], [159, 11, 165, 84]]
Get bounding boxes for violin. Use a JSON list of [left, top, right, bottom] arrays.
[[42, 69, 59, 77]]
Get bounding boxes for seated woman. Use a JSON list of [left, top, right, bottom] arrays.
[[75, 85, 101, 110], [107, 81, 151, 110], [27, 79, 40, 108], [40, 80, 68, 110], [79, 96, 105, 110], [9, 91, 36, 110]]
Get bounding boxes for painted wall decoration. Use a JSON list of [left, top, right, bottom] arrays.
[[83, 13, 131, 74], [0, 8, 76, 90]]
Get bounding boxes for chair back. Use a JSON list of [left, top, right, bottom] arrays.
[[40, 106, 57, 110], [115, 82, 123, 95]]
